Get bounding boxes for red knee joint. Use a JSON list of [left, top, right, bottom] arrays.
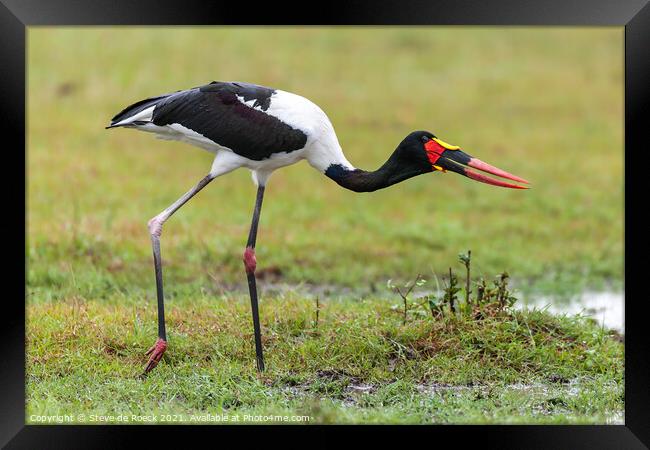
[[243, 247, 257, 274]]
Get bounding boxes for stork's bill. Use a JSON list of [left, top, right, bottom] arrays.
[[424, 137, 530, 189]]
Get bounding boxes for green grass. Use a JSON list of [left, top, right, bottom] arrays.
[[27, 27, 624, 424], [27, 291, 623, 424]]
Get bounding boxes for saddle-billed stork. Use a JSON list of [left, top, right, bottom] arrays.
[[107, 81, 529, 374]]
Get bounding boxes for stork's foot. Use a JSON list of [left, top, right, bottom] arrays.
[[143, 338, 167, 374]]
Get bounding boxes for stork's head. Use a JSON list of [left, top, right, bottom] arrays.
[[396, 131, 529, 189]]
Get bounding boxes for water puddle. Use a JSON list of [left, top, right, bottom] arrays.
[[517, 291, 624, 333]]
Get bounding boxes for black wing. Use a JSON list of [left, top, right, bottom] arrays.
[[141, 81, 308, 161]]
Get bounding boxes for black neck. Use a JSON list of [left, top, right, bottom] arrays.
[[325, 151, 428, 193]]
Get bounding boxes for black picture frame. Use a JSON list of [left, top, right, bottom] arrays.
[[4, 0, 649, 447]]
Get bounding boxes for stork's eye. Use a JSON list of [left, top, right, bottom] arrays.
[[421, 135, 430, 143]]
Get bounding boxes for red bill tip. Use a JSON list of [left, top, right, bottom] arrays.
[[468, 158, 530, 185], [465, 168, 529, 189]]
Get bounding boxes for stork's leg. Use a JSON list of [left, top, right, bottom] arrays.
[[244, 185, 266, 372], [143, 173, 215, 374]]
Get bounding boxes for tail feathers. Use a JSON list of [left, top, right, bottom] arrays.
[[107, 94, 169, 129]]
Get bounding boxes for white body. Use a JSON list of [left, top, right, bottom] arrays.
[[116, 89, 356, 186]]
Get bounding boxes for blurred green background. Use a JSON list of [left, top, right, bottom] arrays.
[[27, 27, 623, 298]]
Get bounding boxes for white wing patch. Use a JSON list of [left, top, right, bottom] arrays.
[[131, 121, 223, 153], [166, 123, 222, 151], [111, 106, 156, 127]]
